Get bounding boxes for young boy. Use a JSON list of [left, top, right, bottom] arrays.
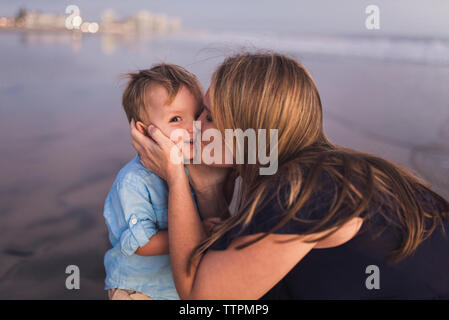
[[103, 64, 203, 300]]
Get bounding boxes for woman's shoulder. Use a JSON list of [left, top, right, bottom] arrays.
[[235, 168, 341, 234], [209, 167, 345, 251]]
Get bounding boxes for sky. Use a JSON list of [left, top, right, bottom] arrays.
[[0, 0, 448, 39]]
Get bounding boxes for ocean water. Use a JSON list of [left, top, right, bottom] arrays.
[[0, 29, 448, 299]]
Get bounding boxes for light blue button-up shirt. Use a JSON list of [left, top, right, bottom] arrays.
[[103, 156, 193, 300]]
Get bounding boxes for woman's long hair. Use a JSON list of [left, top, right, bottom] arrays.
[[188, 51, 449, 272]]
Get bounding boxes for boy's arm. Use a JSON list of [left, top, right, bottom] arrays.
[[135, 230, 168, 256], [115, 180, 168, 257], [136, 222, 219, 256]]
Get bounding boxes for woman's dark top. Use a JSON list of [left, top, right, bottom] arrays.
[[209, 169, 449, 299]]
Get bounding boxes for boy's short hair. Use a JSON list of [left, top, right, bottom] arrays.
[[122, 64, 203, 123]]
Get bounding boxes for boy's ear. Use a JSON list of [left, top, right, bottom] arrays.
[[136, 121, 147, 135]]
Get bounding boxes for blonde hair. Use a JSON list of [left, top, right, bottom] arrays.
[[122, 63, 203, 124], [188, 51, 449, 272]]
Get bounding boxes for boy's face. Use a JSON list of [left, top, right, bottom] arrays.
[[141, 84, 200, 159]]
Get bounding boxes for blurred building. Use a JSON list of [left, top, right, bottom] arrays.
[[100, 9, 182, 36], [0, 8, 182, 36]]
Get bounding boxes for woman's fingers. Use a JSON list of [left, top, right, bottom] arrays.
[[130, 119, 173, 152], [130, 119, 160, 153], [202, 217, 223, 235], [130, 119, 161, 169], [129, 119, 185, 180], [130, 118, 141, 140], [148, 125, 173, 149], [131, 119, 152, 146], [204, 217, 222, 224]]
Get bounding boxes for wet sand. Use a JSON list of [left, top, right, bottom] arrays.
[[0, 32, 448, 299]]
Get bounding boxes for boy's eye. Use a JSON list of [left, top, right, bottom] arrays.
[[170, 116, 181, 123]]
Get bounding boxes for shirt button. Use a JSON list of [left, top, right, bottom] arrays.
[[131, 218, 137, 225]]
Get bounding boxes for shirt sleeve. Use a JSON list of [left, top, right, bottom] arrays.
[[115, 180, 158, 257]]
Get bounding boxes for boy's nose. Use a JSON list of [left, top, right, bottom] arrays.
[[182, 123, 194, 139]]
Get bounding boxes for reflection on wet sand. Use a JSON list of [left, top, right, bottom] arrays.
[[1, 7, 182, 55], [411, 117, 449, 199], [324, 107, 449, 200], [439, 117, 449, 144], [411, 145, 449, 199], [17, 31, 167, 55]]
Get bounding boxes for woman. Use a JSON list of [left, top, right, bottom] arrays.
[[130, 52, 449, 299]]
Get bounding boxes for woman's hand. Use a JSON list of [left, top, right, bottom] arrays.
[[130, 119, 185, 184], [202, 217, 223, 236]]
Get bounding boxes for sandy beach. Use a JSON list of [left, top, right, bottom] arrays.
[[0, 29, 448, 299]]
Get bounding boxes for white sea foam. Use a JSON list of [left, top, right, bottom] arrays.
[[174, 31, 449, 66]]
